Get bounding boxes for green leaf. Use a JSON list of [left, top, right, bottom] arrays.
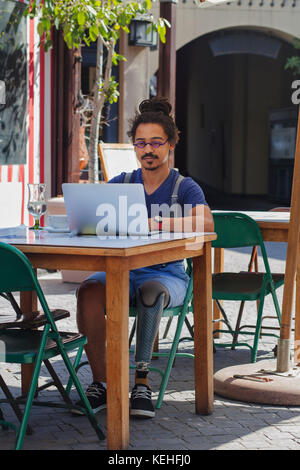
[[157, 19, 166, 43], [112, 53, 127, 64], [37, 22, 45, 37], [285, 56, 300, 74], [42, 18, 51, 31], [89, 25, 99, 42], [65, 32, 73, 49], [77, 11, 86, 26], [142, 0, 152, 10]]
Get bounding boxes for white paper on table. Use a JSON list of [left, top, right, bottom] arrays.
[[0, 224, 27, 238]]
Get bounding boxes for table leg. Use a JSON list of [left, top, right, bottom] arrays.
[[294, 235, 300, 363], [193, 242, 214, 414], [213, 247, 223, 338], [105, 257, 130, 450], [20, 290, 38, 396]]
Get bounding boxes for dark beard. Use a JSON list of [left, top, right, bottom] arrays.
[[144, 166, 158, 171], [142, 153, 158, 160], [142, 153, 159, 170]]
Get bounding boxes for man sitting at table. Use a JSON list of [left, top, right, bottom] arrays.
[[73, 96, 214, 419]]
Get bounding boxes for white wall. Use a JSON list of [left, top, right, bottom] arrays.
[[150, 0, 300, 77]]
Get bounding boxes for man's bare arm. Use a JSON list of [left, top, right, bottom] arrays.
[[149, 205, 214, 233]]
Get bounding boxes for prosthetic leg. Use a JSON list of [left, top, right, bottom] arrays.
[[131, 281, 169, 418], [135, 291, 166, 371]]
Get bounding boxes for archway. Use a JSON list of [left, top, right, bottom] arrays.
[[175, 27, 298, 208]]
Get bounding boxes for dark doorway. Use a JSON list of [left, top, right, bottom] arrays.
[[175, 28, 297, 209]]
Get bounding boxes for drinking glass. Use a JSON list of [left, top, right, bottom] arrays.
[[27, 183, 47, 230]]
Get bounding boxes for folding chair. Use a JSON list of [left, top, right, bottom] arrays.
[[66, 259, 195, 410], [212, 212, 284, 363], [0, 242, 105, 450], [128, 259, 195, 409], [231, 207, 290, 350]]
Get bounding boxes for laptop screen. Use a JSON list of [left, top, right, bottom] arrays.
[[62, 183, 151, 236]]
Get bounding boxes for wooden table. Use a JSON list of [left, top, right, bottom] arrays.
[[5, 229, 216, 450], [212, 211, 300, 351]]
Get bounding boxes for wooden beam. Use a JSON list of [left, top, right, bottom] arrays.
[[51, 31, 81, 196], [157, 0, 177, 168], [277, 104, 300, 371], [64, 46, 81, 185]]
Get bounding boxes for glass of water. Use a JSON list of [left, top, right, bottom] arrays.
[[27, 183, 47, 230]]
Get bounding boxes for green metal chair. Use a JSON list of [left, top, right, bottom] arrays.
[[129, 259, 194, 409], [212, 212, 284, 362], [66, 259, 195, 410], [231, 207, 290, 352], [0, 241, 105, 450]]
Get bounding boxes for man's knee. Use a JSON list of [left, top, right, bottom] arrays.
[[77, 279, 106, 306], [138, 281, 170, 309]]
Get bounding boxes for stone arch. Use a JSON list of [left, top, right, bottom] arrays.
[[172, 24, 299, 205], [150, 1, 300, 78]]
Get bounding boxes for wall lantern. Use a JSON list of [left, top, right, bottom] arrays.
[[129, 19, 157, 48]]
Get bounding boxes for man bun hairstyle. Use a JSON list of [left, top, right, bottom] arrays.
[[128, 96, 179, 145]]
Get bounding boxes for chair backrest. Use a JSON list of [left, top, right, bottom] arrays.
[[212, 212, 271, 275], [0, 242, 37, 293], [212, 212, 264, 249], [98, 143, 140, 181], [0, 242, 56, 328]]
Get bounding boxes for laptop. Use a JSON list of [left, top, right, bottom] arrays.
[[62, 183, 155, 237]]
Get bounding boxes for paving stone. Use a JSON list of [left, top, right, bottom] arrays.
[[0, 246, 299, 450]]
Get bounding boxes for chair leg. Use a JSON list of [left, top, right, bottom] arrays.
[[0, 292, 23, 320], [163, 316, 194, 340], [231, 300, 246, 349], [233, 246, 259, 348], [156, 311, 189, 410], [42, 359, 72, 404], [162, 317, 173, 339], [15, 360, 43, 449], [129, 318, 136, 348], [152, 333, 159, 360], [0, 375, 33, 435], [270, 286, 282, 325], [251, 290, 266, 363], [0, 406, 9, 430], [215, 300, 235, 337], [65, 345, 85, 395], [56, 340, 105, 441], [15, 328, 50, 450]]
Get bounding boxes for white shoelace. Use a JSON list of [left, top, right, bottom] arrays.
[[132, 386, 151, 400], [86, 383, 105, 398]]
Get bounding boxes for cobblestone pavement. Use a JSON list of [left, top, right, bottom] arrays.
[[0, 242, 299, 451]]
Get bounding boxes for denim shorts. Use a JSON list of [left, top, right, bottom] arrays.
[[86, 261, 190, 308]]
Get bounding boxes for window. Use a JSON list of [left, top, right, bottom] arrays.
[[0, 1, 27, 165]]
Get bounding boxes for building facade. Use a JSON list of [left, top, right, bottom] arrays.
[[121, 0, 300, 204], [0, 0, 52, 224], [1, 0, 299, 225]]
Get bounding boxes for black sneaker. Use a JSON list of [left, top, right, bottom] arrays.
[[71, 382, 107, 415], [130, 384, 155, 418]]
